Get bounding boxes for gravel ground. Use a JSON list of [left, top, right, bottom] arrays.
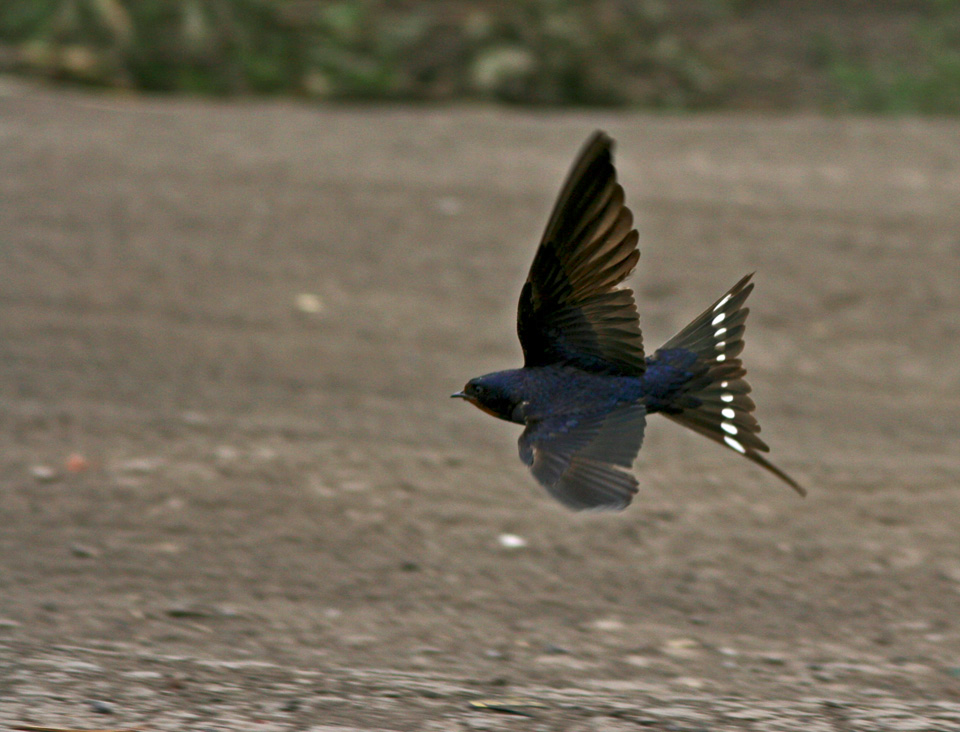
[[1, 81, 959, 730]]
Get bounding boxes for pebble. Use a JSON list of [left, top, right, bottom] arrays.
[[70, 543, 100, 558], [588, 618, 625, 632], [88, 699, 114, 714], [662, 637, 702, 657], [30, 464, 57, 482], [497, 533, 527, 549], [166, 603, 215, 618], [295, 293, 324, 314], [66, 453, 90, 472]]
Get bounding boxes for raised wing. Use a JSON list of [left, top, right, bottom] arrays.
[[517, 132, 646, 377], [518, 403, 646, 511]]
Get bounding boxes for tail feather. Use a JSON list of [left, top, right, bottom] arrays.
[[655, 273, 805, 496]]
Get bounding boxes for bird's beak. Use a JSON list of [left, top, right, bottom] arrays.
[[451, 391, 467, 399]]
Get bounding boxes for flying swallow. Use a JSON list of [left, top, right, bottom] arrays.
[[453, 131, 804, 511]]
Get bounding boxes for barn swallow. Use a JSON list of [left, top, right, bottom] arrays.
[[453, 131, 804, 511]]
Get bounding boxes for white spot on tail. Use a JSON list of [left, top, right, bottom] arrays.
[[715, 327, 727, 337], [721, 394, 734, 403], [716, 341, 726, 350], [711, 312, 726, 326], [716, 354, 727, 362], [724, 436, 746, 454], [713, 294, 732, 312], [720, 381, 729, 388], [721, 422, 738, 435], [722, 408, 736, 419]]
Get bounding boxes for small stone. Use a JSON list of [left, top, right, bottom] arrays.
[[589, 618, 625, 632], [66, 453, 90, 473], [662, 637, 701, 657], [89, 699, 114, 714], [498, 533, 527, 549], [30, 465, 57, 482], [70, 543, 100, 558], [295, 293, 324, 314]]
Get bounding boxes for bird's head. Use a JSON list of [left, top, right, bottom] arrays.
[[451, 371, 525, 423]]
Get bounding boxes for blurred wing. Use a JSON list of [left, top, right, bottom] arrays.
[[518, 132, 646, 377], [518, 403, 646, 511]]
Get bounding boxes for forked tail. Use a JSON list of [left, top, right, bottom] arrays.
[[648, 274, 805, 495]]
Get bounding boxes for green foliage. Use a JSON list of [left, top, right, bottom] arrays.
[[822, 0, 960, 113], [0, 0, 725, 106]]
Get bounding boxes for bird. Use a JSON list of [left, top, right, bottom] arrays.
[[452, 131, 805, 511]]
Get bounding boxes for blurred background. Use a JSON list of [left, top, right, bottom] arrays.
[[4, 0, 960, 112]]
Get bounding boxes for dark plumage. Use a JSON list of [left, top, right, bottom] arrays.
[[453, 132, 804, 511]]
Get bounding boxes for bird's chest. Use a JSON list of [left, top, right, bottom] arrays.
[[519, 367, 641, 421]]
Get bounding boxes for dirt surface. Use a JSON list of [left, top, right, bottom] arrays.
[[1, 81, 960, 730]]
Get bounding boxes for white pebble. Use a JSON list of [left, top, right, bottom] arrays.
[[498, 533, 527, 549], [295, 293, 324, 314]]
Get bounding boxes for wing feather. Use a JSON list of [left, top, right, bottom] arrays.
[[517, 132, 645, 376], [519, 404, 646, 511]]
